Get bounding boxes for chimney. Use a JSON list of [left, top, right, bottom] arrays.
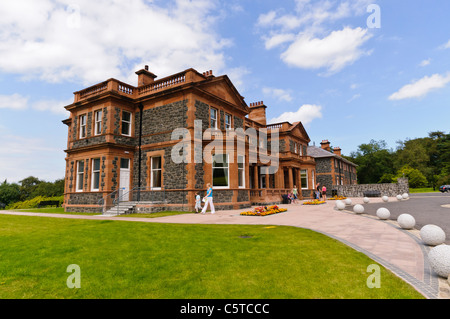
[[333, 147, 341, 156], [248, 101, 267, 125], [320, 140, 331, 152], [135, 66, 157, 86]]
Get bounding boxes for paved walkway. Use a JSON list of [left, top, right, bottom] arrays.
[[1, 196, 448, 299]]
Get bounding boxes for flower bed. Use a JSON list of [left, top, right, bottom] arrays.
[[302, 199, 326, 205], [328, 195, 347, 200], [240, 205, 287, 216]]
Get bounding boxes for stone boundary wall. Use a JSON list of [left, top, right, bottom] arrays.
[[333, 178, 409, 197]]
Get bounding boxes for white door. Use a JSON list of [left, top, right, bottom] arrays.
[[119, 159, 130, 201]]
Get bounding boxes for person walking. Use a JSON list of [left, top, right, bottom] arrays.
[[315, 183, 321, 200], [201, 183, 215, 214], [292, 185, 298, 204], [194, 192, 202, 213], [322, 185, 327, 201]]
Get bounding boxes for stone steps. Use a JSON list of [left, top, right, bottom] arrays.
[[102, 201, 165, 216]]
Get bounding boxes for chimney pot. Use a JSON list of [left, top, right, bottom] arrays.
[[145, 65, 148, 71]]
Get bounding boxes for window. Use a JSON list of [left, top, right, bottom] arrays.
[[210, 108, 217, 129], [301, 169, 308, 189], [151, 156, 162, 189], [121, 111, 131, 136], [79, 114, 86, 139], [91, 158, 100, 191], [225, 113, 232, 130], [94, 110, 102, 135], [120, 158, 129, 169], [212, 154, 228, 188], [294, 143, 298, 154], [76, 161, 84, 192], [238, 155, 245, 188]]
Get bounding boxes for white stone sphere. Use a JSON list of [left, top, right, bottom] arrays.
[[376, 207, 390, 220], [335, 200, 346, 210], [363, 197, 370, 203], [402, 193, 409, 199], [353, 204, 364, 214], [428, 245, 450, 278], [420, 224, 446, 246], [397, 213, 415, 229], [344, 198, 352, 205], [396, 195, 403, 201], [382, 196, 389, 202]]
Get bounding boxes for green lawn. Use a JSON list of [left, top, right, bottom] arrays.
[[8, 207, 191, 218], [409, 188, 440, 193], [0, 214, 424, 299]]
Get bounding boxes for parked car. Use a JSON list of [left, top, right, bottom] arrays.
[[439, 185, 450, 193]]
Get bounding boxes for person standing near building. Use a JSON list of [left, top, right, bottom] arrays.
[[201, 183, 215, 214], [292, 185, 298, 204], [315, 183, 321, 200], [194, 192, 202, 213], [322, 185, 327, 201]]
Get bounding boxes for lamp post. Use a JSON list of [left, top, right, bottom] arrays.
[[137, 102, 143, 202]]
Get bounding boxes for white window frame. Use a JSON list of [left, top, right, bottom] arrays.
[[91, 158, 100, 191], [212, 153, 229, 189], [150, 156, 162, 190], [238, 155, 245, 188], [121, 110, 132, 136], [94, 110, 102, 136], [225, 113, 232, 130], [301, 169, 308, 189], [79, 114, 86, 139], [210, 108, 217, 129], [76, 161, 84, 192]]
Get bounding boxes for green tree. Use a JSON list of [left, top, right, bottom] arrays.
[[349, 140, 395, 184], [19, 176, 42, 200], [395, 165, 427, 188], [0, 180, 21, 206]]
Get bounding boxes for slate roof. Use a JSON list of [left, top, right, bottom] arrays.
[[307, 145, 357, 167]]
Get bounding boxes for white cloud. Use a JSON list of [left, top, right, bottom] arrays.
[[0, 94, 28, 110], [257, 0, 374, 74], [262, 87, 293, 102], [441, 39, 450, 49], [0, 93, 71, 114], [263, 33, 296, 50], [269, 104, 322, 125], [281, 27, 372, 74], [32, 98, 72, 115], [388, 73, 450, 101], [0, 134, 65, 183], [419, 59, 431, 67], [0, 0, 232, 86]]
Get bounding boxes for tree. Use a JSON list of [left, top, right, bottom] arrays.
[[349, 140, 395, 184], [395, 165, 427, 188], [0, 180, 21, 206], [19, 176, 42, 200]]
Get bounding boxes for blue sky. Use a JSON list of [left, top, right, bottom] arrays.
[[1, 0, 450, 183]]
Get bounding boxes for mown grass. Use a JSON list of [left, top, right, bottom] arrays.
[[409, 188, 440, 193], [0, 214, 424, 299]]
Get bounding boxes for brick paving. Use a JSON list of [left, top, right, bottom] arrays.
[[1, 196, 447, 299]]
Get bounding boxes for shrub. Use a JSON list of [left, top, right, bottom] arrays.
[[6, 195, 64, 210]]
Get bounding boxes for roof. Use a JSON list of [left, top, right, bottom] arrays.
[[307, 145, 357, 167]]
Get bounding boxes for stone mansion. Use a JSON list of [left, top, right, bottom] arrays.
[[62, 66, 357, 213]]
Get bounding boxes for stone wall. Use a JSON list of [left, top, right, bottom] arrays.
[[333, 178, 409, 197]]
